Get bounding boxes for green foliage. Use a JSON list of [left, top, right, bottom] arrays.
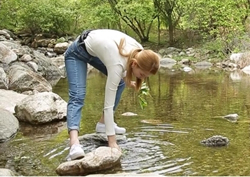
[[108, 0, 157, 42], [181, 0, 245, 37], [138, 82, 151, 109], [0, 0, 79, 35], [115, 0, 155, 23], [0, 0, 20, 30], [18, 0, 76, 35], [56, 37, 66, 43], [201, 39, 226, 59], [82, 0, 119, 29], [0, 0, 249, 54], [178, 0, 249, 56]]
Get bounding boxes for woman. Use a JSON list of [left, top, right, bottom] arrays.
[[65, 29, 160, 160]]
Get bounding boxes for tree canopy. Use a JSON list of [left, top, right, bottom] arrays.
[[0, 0, 249, 57]]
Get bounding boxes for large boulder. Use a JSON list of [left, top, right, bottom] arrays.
[[0, 108, 19, 142], [56, 147, 122, 176], [0, 89, 27, 113], [0, 30, 11, 40], [54, 42, 69, 54], [51, 55, 66, 78], [0, 168, 15, 176], [0, 67, 8, 89], [159, 58, 177, 69], [0, 42, 17, 64], [7, 64, 52, 92], [33, 50, 62, 86], [14, 92, 67, 124]]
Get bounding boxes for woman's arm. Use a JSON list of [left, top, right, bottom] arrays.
[[103, 64, 123, 135]]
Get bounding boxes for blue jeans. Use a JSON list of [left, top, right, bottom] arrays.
[[64, 38, 125, 132]]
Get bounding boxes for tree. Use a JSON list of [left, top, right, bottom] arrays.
[[77, 0, 121, 30], [235, 0, 250, 26], [153, 0, 184, 45], [180, 0, 247, 54], [107, 0, 157, 42], [181, 0, 245, 37], [0, 0, 21, 30]]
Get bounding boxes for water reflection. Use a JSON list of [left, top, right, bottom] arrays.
[[1, 68, 250, 176], [19, 121, 67, 141]]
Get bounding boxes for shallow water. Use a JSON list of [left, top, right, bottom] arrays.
[[1, 68, 250, 176]]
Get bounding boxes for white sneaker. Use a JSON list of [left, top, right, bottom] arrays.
[[96, 122, 126, 134], [66, 144, 85, 161]]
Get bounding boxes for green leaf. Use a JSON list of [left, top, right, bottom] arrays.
[[138, 82, 151, 109]]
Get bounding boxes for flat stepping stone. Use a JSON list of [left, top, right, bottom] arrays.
[[56, 147, 122, 176]]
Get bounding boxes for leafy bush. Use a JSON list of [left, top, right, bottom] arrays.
[[0, 0, 79, 36]]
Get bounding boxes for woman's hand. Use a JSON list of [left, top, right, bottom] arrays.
[[130, 81, 136, 89]]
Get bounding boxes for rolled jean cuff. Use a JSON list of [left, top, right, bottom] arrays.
[[68, 126, 80, 133]]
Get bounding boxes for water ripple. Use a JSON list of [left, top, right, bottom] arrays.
[[140, 124, 189, 134], [119, 134, 191, 175], [42, 124, 192, 175]]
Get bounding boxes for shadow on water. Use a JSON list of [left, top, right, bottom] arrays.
[[1, 68, 250, 176]]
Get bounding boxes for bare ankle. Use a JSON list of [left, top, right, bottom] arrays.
[[69, 130, 79, 146], [99, 113, 105, 124]]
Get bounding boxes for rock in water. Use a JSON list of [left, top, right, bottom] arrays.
[[121, 112, 138, 116], [200, 135, 229, 147], [56, 147, 122, 176], [223, 113, 238, 122]]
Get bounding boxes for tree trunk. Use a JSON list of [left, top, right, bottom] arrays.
[[168, 14, 174, 45], [157, 15, 161, 45]]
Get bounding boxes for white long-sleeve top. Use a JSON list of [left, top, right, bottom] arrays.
[[84, 29, 143, 135]]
